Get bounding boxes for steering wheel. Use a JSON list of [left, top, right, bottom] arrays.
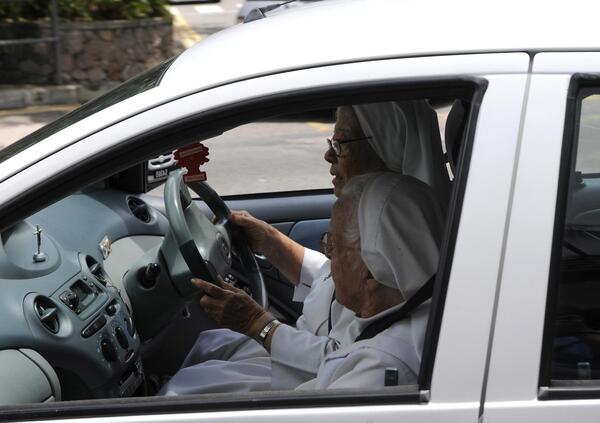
[[163, 169, 268, 309]]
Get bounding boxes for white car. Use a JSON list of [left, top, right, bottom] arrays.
[[2, 0, 600, 422]]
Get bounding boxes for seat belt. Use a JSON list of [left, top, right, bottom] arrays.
[[328, 289, 336, 333], [355, 274, 436, 342]]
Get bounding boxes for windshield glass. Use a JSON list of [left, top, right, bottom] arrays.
[[0, 56, 177, 166]]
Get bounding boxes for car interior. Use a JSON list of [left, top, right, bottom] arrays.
[[0, 95, 473, 408]]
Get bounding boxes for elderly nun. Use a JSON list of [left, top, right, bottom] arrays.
[[297, 171, 445, 389], [159, 101, 448, 395]]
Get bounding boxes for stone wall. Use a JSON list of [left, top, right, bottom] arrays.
[[0, 18, 172, 86]]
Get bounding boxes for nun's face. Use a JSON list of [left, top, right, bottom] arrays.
[[326, 107, 377, 197], [329, 200, 369, 313]]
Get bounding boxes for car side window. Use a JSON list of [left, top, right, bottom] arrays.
[[544, 91, 600, 385], [147, 104, 455, 198], [145, 98, 463, 395], [148, 111, 336, 197]]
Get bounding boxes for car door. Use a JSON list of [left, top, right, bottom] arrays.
[[0, 53, 528, 423], [482, 52, 600, 422]]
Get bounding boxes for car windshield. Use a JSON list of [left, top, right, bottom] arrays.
[[0, 56, 177, 166]]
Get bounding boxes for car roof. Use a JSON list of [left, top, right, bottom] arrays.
[[161, 0, 600, 96]]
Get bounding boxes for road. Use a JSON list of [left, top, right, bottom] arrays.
[[171, 0, 241, 37]]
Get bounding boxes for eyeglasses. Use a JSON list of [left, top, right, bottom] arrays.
[[326, 136, 372, 157]]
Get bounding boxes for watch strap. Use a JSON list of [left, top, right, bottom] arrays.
[[258, 319, 281, 345]]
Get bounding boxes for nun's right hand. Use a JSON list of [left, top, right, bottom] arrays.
[[192, 276, 268, 336]]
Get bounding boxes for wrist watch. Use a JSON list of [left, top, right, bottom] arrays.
[[258, 319, 281, 346]]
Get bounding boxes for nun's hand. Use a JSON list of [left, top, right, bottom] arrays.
[[192, 276, 273, 337], [229, 211, 277, 254]]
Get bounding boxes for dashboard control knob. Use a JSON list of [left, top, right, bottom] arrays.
[[60, 291, 80, 312], [100, 339, 118, 362], [105, 302, 117, 316], [138, 263, 161, 288], [115, 327, 129, 349]]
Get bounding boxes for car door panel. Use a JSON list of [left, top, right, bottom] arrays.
[[288, 219, 330, 252], [482, 69, 592, 420], [222, 193, 335, 224]]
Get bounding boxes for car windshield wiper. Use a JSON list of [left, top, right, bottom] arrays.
[[244, 0, 298, 23]]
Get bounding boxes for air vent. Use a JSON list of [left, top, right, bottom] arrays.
[[34, 297, 59, 334], [127, 197, 151, 223]]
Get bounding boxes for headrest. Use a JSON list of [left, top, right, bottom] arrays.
[[444, 100, 468, 171]]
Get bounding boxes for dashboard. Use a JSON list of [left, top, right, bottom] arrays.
[[0, 187, 169, 403]]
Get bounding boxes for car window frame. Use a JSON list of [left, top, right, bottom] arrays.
[[0, 77, 484, 421], [539, 74, 600, 400]]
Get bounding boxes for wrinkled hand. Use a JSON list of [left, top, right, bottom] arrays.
[[192, 276, 272, 337], [228, 211, 277, 254]]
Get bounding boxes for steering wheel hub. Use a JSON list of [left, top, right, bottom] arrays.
[[216, 232, 232, 266]]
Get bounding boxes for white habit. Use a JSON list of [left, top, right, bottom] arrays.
[[159, 248, 360, 395], [297, 302, 430, 390], [296, 172, 445, 391]]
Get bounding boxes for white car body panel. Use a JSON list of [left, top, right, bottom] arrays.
[[533, 52, 600, 73], [0, 53, 528, 203], [483, 53, 600, 422], [164, 0, 600, 96], [431, 74, 528, 402], [485, 400, 600, 423], [40, 402, 480, 423], [484, 74, 571, 403]]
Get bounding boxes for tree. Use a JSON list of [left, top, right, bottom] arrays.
[[0, 0, 170, 22]]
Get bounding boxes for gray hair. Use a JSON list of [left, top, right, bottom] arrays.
[[336, 172, 382, 250], [336, 106, 366, 139]]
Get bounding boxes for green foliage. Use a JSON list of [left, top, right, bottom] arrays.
[[0, 0, 170, 22]]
